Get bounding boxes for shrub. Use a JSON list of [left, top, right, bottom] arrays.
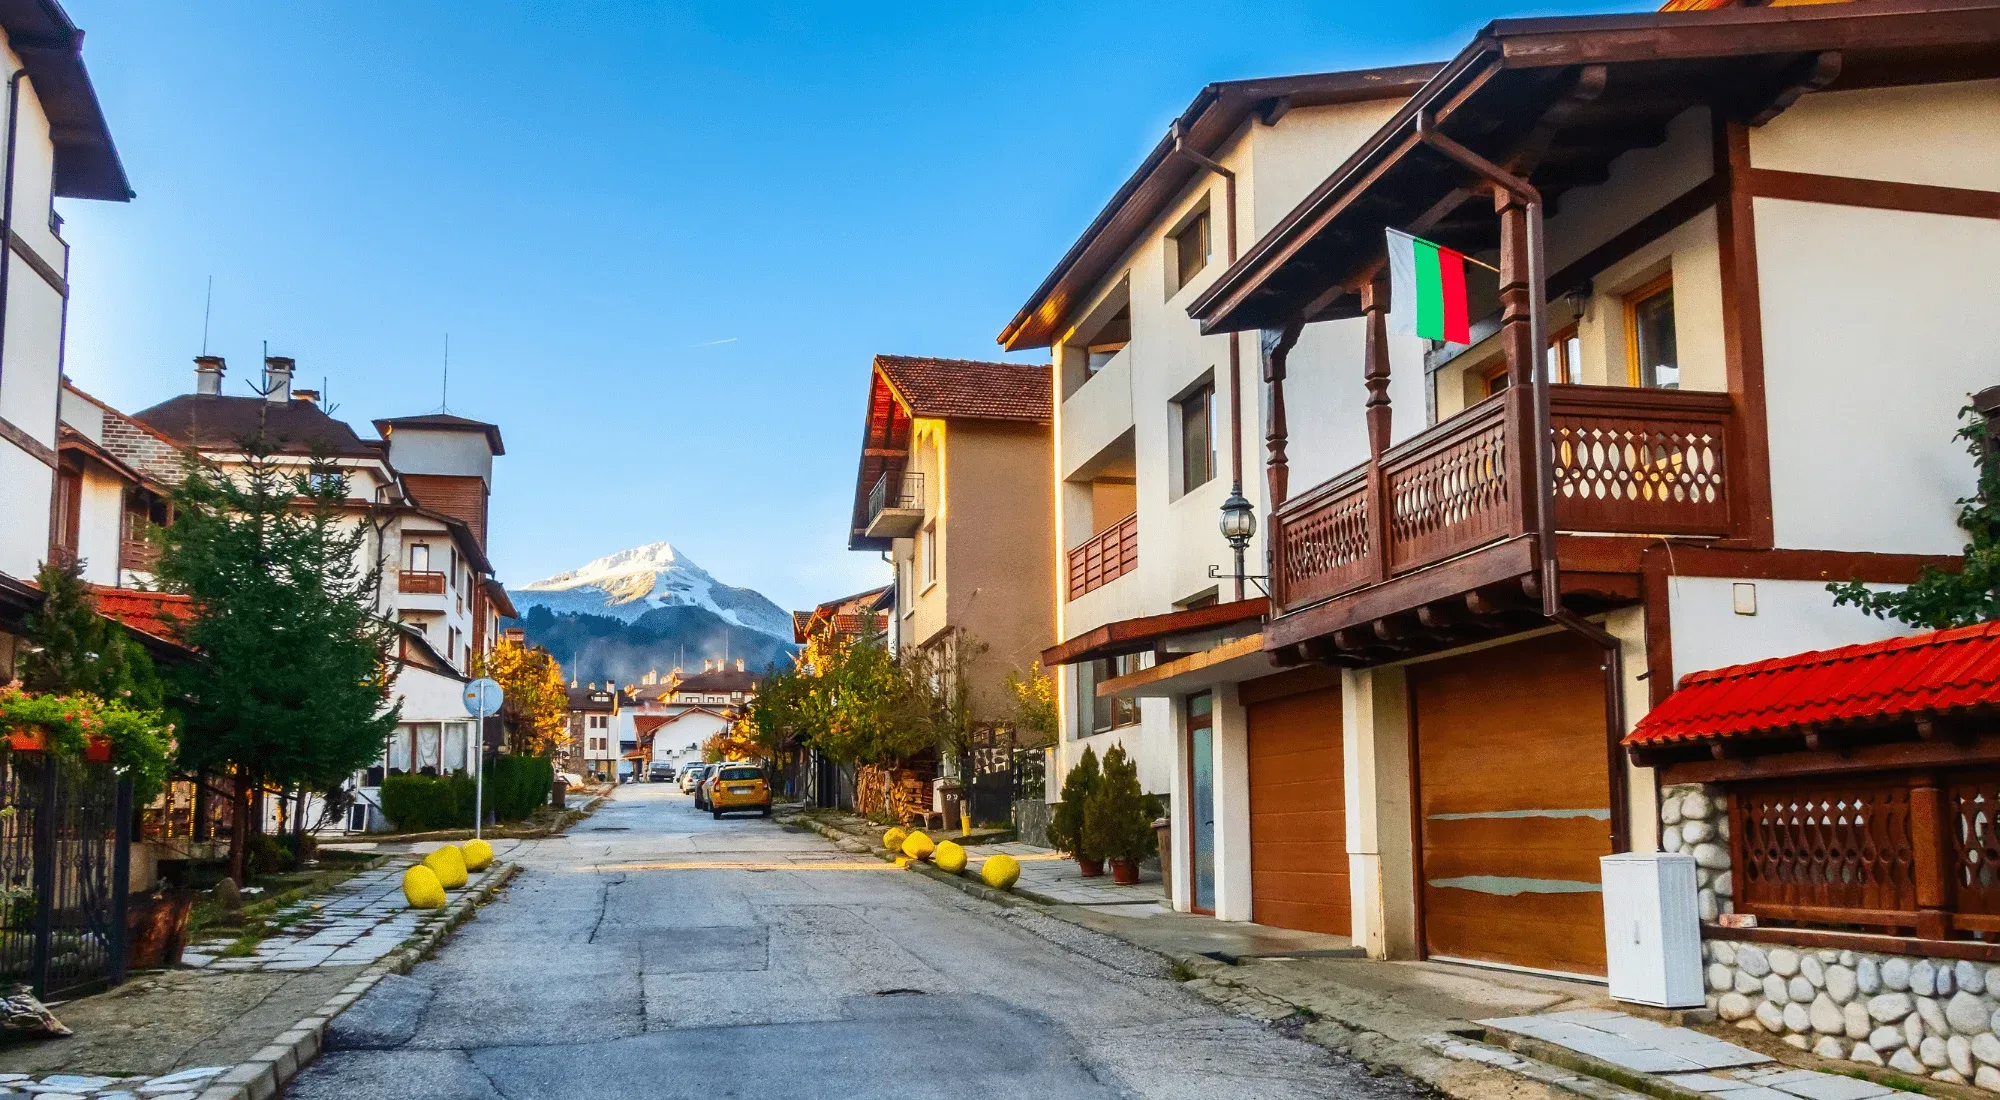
[[249, 834, 293, 875], [1083, 745, 1155, 864], [1049, 746, 1100, 860], [483, 754, 553, 822], [381, 774, 466, 832]]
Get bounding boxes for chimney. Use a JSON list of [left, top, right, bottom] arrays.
[[291, 388, 320, 405], [263, 356, 295, 403], [193, 355, 225, 396], [735, 659, 744, 672]]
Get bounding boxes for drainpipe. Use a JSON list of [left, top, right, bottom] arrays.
[[1415, 110, 1630, 853], [0, 69, 27, 402], [1172, 122, 1251, 600]]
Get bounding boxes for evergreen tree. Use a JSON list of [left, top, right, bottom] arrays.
[[20, 558, 162, 708], [156, 442, 400, 882], [1083, 744, 1154, 864], [1049, 746, 1100, 859], [1833, 406, 2000, 628]]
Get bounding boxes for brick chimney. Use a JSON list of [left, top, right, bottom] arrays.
[[193, 355, 225, 396], [735, 658, 744, 672], [291, 388, 320, 404], [263, 356, 295, 403]]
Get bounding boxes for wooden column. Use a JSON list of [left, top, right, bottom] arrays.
[[1714, 117, 1776, 547], [1494, 188, 1540, 538], [1909, 770, 1954, 941], [1264, 319, 1304, 610], [1361, 281, 1393, 582]]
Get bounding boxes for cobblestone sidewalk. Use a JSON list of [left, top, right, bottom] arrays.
[[183, 867, 419, 971]]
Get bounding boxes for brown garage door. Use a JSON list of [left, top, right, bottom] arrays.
[[1247, 684, 1349, 936], [1409, 631, 1611, 977]]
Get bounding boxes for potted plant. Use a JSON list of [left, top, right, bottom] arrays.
[[1049, 746, 1103, 876], [1085, 745, 1154, 885]]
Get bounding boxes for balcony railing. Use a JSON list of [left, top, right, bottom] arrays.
[[865, 471, 926, 539], [1068, 511, 1138, 600], [119, 536, 162, 573], [1272, 385, 1736, 615], [399, 570, 447, 595]]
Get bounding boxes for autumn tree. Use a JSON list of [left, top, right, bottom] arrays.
[[475, 637, 567, 755]]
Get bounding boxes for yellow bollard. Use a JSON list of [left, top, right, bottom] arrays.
[[980, 853, 1021, 890], [901, 830, 936, 861], [402, 865, 446, 909], [423, 845, 469, 889], [461, 838, 494, 872], [960, 805, 970, 837], [882, 827, 908, 852], [933, 840, 967, 874]]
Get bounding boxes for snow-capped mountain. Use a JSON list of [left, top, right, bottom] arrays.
[[508, 541, 793, 640]]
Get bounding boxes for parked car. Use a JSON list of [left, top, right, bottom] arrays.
[[691, 765, 715, 809], [647, 761, 675, 783], [676, 762, 705, 792], [708, 763, 771, 819]]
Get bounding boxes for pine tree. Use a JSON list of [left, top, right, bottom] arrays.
[[20, 558, 162, 708], [1050, 745, 1100, 859], [1084, 744, 1154, 864], [156, 442, 401, 882]]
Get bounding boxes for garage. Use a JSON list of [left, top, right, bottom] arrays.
[[1245, 675, 1349, 936], [1408, 631, 1611, 977]]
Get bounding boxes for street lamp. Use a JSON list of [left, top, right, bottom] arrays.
[[1219, 482, 1256, 601]]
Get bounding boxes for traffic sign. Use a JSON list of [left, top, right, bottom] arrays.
[[463, 678, 503, 716]]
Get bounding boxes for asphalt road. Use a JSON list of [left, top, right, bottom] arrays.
[[287, 784, 1421, 1100]]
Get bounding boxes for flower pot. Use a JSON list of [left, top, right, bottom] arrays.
[[84, 737, 111, 763], [126, 891, 196, 970], [1109, 859, 1141, 885], [6, 729, 45, 752], [1077, 857, 1105, 878]]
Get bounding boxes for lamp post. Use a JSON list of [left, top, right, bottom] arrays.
[[1218, 482, 1256, 602]]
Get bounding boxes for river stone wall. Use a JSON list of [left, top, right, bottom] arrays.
[[1659, 783, 1733, 921]]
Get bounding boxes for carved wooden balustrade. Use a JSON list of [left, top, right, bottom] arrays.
[[1271, 384, 1738, 615]]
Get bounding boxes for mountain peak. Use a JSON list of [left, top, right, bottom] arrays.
[[510, 539, 790, 641]]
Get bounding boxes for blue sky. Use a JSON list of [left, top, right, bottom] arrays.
[[56, 0, 1634, 613]]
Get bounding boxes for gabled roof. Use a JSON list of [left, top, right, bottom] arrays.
[[1190, 0, 2000, 334], [1626, 622, 2000, 747], [133, 394, 383, 460], [372, 413, 505, 456], [874, 356, 1052, 423], [0, 0, 131, 201], [90, 587, 193, 646], [673, 668, 759, 693], [998, 63, 1440, 351]]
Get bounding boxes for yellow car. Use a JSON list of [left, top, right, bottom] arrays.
[[707, 764, 772, 818]]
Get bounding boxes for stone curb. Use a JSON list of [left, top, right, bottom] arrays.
[[187, 859, 521, 1100], [783, 811, 1057, 906]]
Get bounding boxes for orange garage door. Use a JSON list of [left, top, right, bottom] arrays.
[[1408, 631, 1611, 977], [1246, 684, 1349, 936]]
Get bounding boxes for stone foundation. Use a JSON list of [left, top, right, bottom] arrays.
[[1658, 783, 1733, 921]]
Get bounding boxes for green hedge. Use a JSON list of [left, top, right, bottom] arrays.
[[379, 756, 553, 832]]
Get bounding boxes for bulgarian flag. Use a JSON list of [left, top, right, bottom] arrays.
[[1386, 228, 1471, 344]]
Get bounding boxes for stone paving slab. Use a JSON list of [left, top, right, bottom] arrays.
[[182, 867, 420, 972]]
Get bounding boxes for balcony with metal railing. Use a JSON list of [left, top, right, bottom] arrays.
[[864, 470, 926, 539]]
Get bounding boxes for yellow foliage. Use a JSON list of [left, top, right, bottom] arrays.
[[701, 730, 760, 763], [473, 638, 568, 755], [933, 840, 967, 874], [980, 853, 1021, 890], [423, 845, 469, 889], [402, 865, 446, 909], [461, 839, 494, 872], [901, 830, 935, 861], [882, 827, 908, 851]]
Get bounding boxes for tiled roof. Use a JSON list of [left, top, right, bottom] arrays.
[[90, 587, 194, 645], [674, 668, 759, 693], [1625, 622, 2000, 746], [133, 395, 382, 459], [874, 356, 1051, 423], [372, 413, 505, 456]]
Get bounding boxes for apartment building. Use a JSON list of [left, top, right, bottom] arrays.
[[1154, 0, 2000, 977], [0, 2, 131, 671], [847, 355, 1055, 707], [1001, 66, 1438, 931]]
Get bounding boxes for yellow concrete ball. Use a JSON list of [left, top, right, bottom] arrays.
[[901, 830, 936, 861], [402, 864, 446, 909], [461, 839, 494, 872], [882, 827, 908, 851], [423, 845, 469, 889], [933, 840, 967, 874], [980, 853, 1022, 890]]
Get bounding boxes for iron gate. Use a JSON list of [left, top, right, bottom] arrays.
[[0, 752, 131, 999]]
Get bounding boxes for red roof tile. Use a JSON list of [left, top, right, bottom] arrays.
[[1625, 622, 2000, 746], [90, 587, 195, 645], [874, 356, 1051, 423]]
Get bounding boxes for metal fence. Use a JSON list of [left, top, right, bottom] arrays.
[[0, 752, 131, 999]]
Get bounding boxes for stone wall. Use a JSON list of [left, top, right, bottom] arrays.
[[1659, 783, 1733, 921], [1703, 940, 2000, 1089]]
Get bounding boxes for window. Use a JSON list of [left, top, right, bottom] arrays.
[[1087, 342, 1128, 374], [1482, 324, 1582, 399], [1626, 276, 1678, 389], [1178, 383, 1215, 493], [1171, 209, 1210, 293], [1075, 654, 1146, 736], [921, 523, 938, 586], [409, 543, 430, 571]]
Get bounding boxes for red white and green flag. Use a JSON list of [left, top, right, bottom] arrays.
[[1386, 228, 1471, 344]]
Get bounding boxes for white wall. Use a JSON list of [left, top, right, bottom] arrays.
[[652, 711, 730, 763], [1668, 576, 1916, 682], [75, 466, 123, 585], [386, 429, 494, 485], [1748, 80, 2000, 192], [391, 663, 469, 724], [0, 446, 51, 579]]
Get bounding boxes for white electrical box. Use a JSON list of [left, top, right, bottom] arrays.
[[1600, 852, 1703, 1007]]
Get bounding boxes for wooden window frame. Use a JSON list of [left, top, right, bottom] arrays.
[[1623, 273, 1675, 388], [921, 523, 938, 588], [1171, 208, 1211, 293], [1178, 382, 1216, 493]]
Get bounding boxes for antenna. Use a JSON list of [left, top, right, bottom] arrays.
[[200, 275, 213, 354], [439, 333, 450, 413]]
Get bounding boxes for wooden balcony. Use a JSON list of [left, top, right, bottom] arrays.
[[119, 536, 161, 573], [1068, 511, 1138, 601], [399, 570, 447, 595], [1272, 385, 1736, 618]]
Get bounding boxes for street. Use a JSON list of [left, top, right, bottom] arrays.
[[286, 785, 1423, 1099]]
